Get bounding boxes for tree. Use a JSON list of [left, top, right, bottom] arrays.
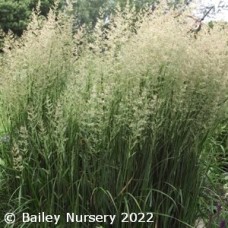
[[71, 0, 158, 29], [0, 0, 31, 36], [72, 0, 114, 28], [0, 0, 58, 36], [0, 0, 189, 37]]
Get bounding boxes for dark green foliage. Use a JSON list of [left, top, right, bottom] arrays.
[[0, 0, 185, 36], [0, 0, 56, 36], [73, 0, 157, 28], [29, 0, 55, 16], [0, 0, 30, 36], [73, 0, 110, 27]]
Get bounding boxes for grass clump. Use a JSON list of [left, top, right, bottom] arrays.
[[0, 4, 227, 228]]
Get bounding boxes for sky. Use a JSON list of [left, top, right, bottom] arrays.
[[191, 0, 228, 22]]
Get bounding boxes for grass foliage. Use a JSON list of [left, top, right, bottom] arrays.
[[0, 4, 227, 227]]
